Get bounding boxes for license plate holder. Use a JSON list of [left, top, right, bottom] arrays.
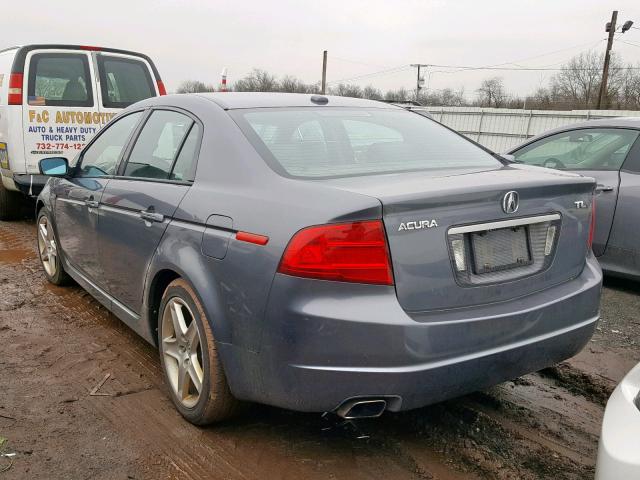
[[471, 226, 532, 274]]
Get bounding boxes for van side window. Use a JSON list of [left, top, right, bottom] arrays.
[[78, 112, 143, 177], [123, 110, 193, 180], [27, 53, 93, 107], [97, 55, 155, 108]]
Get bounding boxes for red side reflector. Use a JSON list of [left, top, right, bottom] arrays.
[[8, 73, 23, 105], [278, 220, 394, 285], [588, 196, 596, 250], [236, 231, 269, 246], [80, 45, 102, 51], [157, 80, 167, 96]]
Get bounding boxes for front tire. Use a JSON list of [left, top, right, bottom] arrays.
[[37, 209, 71, 285], [158, 278, 239, 425]]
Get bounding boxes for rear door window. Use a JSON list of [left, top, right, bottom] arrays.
[[123, 110, 194, 180], [97, 55, 155, 108], [27, 53, 93, 107]]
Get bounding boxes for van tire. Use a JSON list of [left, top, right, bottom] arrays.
[[0, 181, 23, 221]]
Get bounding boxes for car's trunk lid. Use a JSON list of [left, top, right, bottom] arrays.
[[320, 165, 596, 312]]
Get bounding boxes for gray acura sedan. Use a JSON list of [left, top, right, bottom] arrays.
[[36, 93, 602, 424]]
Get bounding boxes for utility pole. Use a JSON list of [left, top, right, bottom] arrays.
[[321, 50, 327, 95], [410, 64, 428, 102], [597, 10, 618, 110]]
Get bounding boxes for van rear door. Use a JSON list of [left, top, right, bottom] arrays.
[[22, 48, 101, 175], [94, 52, 161, 123]]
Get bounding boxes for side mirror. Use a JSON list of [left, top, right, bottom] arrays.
[[39, 157, 69, 177]]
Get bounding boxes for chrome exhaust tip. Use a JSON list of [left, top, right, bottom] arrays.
[[336, 399, 387, 419]]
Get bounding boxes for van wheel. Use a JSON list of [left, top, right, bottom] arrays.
[[37, 209, 71, 285], [158, 279, 239, 425], [0, 181, 23, 220]]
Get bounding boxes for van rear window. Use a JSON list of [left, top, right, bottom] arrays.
[[27, 53, 93, 107], [98, 55, 155, 108]]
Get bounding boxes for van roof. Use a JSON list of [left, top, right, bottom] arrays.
[[2, 44, 162, 81]]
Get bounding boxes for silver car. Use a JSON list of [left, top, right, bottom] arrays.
[[596, 362, 640, 479], [509, 118, 640, 280], [36, 93, 602, 424]]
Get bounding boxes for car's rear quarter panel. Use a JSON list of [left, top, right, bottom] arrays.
[[146, 97, 383, 352]]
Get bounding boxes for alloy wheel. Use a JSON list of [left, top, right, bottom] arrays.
[[161, 297, 204, 408], [37, 215, 58, 277]]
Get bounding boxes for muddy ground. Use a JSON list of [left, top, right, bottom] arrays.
[[0, 218, 638, 480]]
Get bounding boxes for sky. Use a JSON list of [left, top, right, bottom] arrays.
[[3, 0, 640, 100]]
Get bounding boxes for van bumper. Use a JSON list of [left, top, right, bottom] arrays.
[[220, 255, 602, 413], [12, 174, 48, 196]]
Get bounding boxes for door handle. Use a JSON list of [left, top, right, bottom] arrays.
[[139, 210, 164, 223], [596, 185, 614, 193], [84, 198, 99, 208]]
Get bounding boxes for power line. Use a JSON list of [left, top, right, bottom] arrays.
[[327, 65, 411, 85], [617, 39, 640, 49], [328, 56, 393, 70], [425, 63, 640, 72], [464, 38, 608, 70]]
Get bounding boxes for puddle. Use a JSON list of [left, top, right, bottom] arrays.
[[0, 249, 30, 263]]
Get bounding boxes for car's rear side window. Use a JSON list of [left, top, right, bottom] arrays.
[[27, 53, 93, 107], [170, 123, 201, 181], [123, 110, 194, 180], [98, 55, 155, 108], [231, 108, 501, 179]]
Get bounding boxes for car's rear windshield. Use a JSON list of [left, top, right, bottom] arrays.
[[230, 107, 501, 179]]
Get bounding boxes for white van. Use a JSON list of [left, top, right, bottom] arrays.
[[0, 44, 166, 219]]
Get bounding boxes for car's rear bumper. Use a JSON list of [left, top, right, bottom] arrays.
[[220, 255, 602, 413], [595, 362, 640, 480]]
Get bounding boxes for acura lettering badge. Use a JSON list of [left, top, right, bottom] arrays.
[[502, 191, 519, 214]]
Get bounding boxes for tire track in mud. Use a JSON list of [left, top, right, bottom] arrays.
[[1, 218, 638, 479]]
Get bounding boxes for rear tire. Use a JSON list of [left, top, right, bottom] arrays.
[[0, 181, 23, 221], [158, 278, 239, 425]]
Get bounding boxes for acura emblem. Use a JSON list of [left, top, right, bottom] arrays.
[[502, 191, 519, 214]]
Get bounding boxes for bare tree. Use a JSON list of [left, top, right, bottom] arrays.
[[234, 69, 279, 92], [176, 80, 215, 94], [549, 51, 604, 108], [620, 65, 640, 110], [330, 83, 364, 98], [279, 76, 316, 93], [476, 77, 507, 107], [384, 87, 410, 102], [421, 87, 466, 106], [362, 85, 383, 100]]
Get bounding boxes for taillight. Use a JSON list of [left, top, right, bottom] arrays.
[[278, 220, 394, 285], [8, 73, 23, 105], [588, 196, 596, 250], [157, 80, 167, 96]]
